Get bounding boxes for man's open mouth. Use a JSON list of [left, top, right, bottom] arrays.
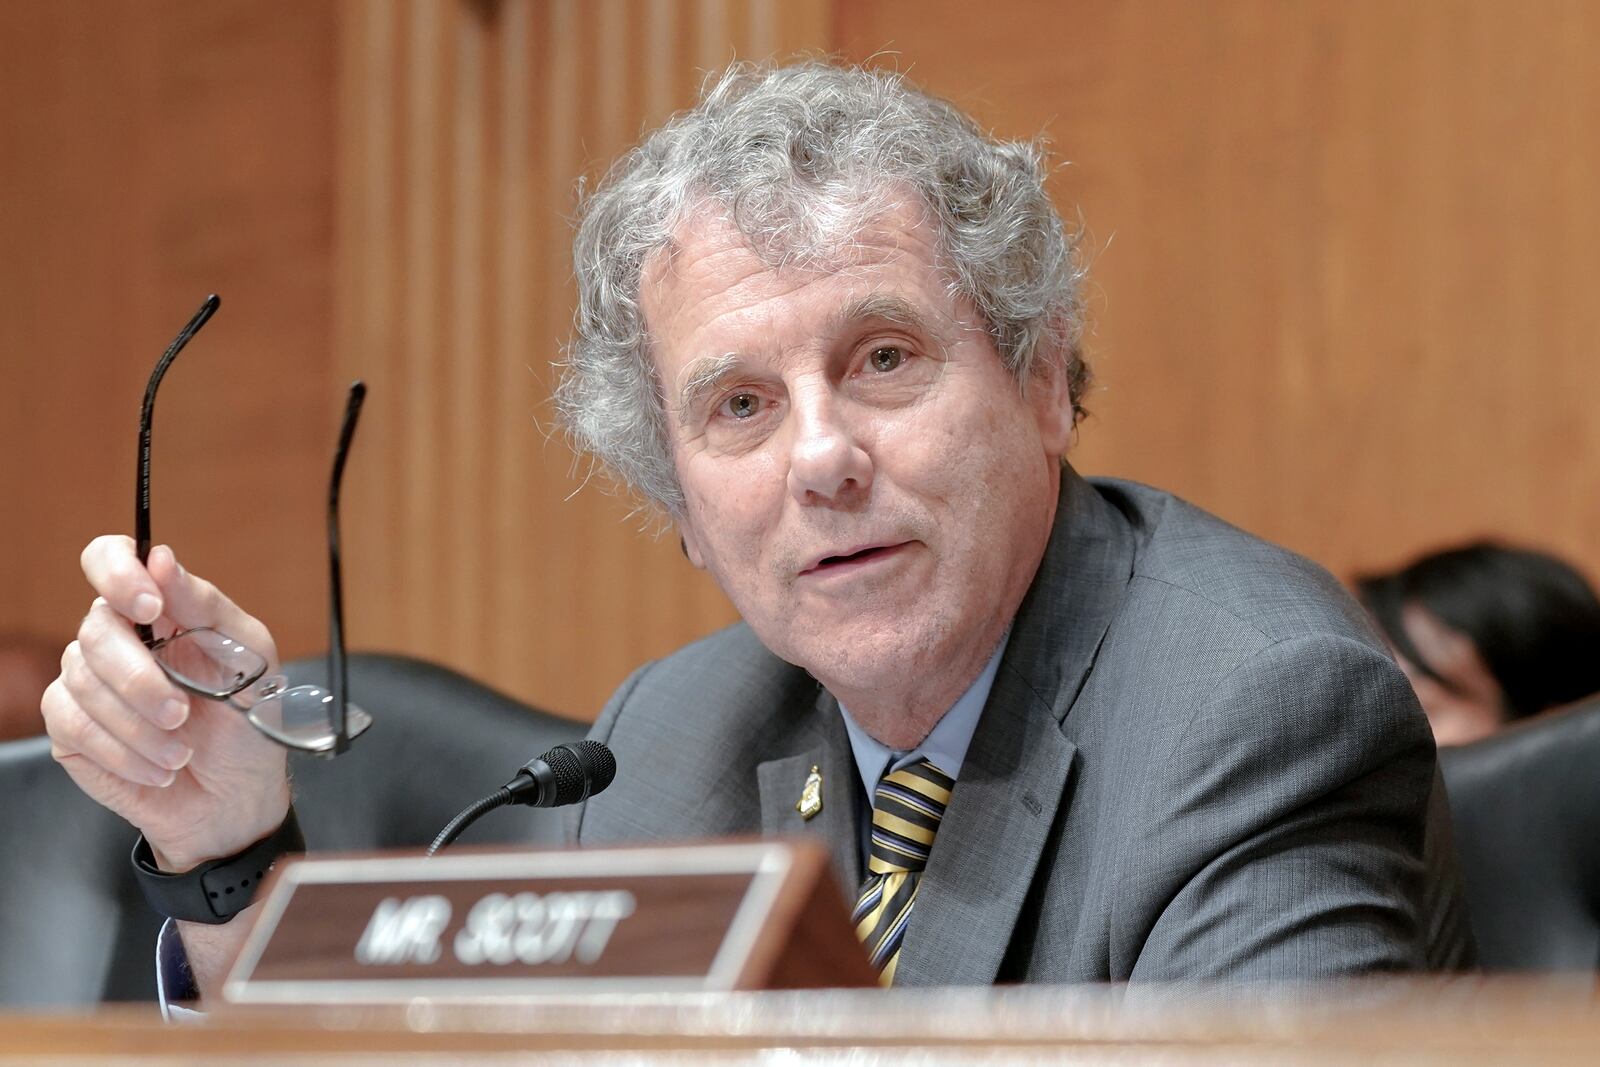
[[806, 543, 906, 574]]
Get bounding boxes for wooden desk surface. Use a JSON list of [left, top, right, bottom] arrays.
[[2, 977, 1596, 1064]]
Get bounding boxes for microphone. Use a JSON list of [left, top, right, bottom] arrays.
[[427, 740, 616, 856], [508, 739, 617, 808]]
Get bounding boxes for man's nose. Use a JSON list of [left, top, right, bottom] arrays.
[[786, 389, 871, 505]]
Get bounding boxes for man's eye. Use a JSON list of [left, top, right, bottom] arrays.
[[868, 346, 904, 373], [721, 393, 760, 419]]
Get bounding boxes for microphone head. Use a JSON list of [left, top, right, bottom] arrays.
[[571, 739, 617, 796], [539, 740, 617, 806]]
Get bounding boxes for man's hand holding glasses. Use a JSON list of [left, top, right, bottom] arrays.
[[58, 537, 294, 876]]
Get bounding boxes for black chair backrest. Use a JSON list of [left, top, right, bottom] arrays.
[[1439, 698, 1600, 970], [0, 737, 163, 1004], [0, 653, 584, 1006], [284, 653, 587, 852]]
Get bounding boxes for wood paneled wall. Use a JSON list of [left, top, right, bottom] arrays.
[[838, 0, 1600, 588], [0, 2, 337, 667], [7, 1, 1596, 726], [333, 0, 830, 719]]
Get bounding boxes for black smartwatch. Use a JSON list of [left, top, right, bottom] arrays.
[[131, 808, 305, 924]]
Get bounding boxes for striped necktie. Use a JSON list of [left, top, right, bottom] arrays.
[[851, 758, 954, 985]]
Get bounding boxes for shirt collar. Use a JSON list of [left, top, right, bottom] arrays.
[[837, 629, 1012, 801]]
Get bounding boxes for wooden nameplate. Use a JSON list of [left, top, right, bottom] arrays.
[[221, 838, 874, 1004]]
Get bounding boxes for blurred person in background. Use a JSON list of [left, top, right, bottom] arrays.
[[0, 634, 58, 742], [1357, 543, 1600, 747]]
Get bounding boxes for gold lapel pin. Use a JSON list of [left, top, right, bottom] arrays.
[[796, 765, 823, 821]]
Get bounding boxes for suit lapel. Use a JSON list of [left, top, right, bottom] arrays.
[[896, 664, 1076, 985], [1007, 467, 1141, 724], [757, 687, 863, 893], [896, 467, 1136, 986]]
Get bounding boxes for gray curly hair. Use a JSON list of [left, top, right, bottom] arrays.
[[557, 60, 1090, 512]]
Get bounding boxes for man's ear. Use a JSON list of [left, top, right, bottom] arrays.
[[1028, 353, 1077, 459], [678, 522, 708, 570]]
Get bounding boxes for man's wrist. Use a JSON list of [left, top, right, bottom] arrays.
[[148, 790, 293, 874], [133, 807, 305, 924]]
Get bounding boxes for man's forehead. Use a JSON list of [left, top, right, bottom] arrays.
[[641, 197, 942, 298]]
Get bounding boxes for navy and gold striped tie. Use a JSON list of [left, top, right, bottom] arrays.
[[851, 758, 954, 985]]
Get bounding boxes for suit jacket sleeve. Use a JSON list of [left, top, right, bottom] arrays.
[[1126, 633, 1437, 979]]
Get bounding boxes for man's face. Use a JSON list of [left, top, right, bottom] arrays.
[[1392, 603, 1507, 746], [641, 201, 1074, 718]]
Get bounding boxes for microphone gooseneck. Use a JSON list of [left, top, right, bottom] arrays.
[[426, 741, 616, 856]]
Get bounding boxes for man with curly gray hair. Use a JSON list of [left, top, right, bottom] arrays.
[[48, 60, 1467, 999]]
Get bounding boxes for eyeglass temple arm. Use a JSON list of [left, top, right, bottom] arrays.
[[327, 381, 366, 754], [134, 295, 221, 645]]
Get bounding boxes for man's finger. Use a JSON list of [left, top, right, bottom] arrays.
[[80, 534, 163, 625], [42, 677, 176, 789], [75, 604, 189, 728], [61, 648, 194, 773]]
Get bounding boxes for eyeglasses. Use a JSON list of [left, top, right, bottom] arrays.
[[136, 294, 372, 756]]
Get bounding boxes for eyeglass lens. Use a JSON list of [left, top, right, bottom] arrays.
[[150, 627, 267, 699], [249, 686, 374, 753], [151, 628, 372, 753]]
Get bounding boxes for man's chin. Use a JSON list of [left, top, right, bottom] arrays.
[[771, 630, 940, 695]]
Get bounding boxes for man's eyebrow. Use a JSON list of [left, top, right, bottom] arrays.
[[676, 352, 742, 426], [829, 294, 953, 345]]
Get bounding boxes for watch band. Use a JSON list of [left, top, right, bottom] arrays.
[[131, 808, 305, 924]]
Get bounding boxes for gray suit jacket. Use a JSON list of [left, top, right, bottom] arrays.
[[573, 469, 1471, 983]]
